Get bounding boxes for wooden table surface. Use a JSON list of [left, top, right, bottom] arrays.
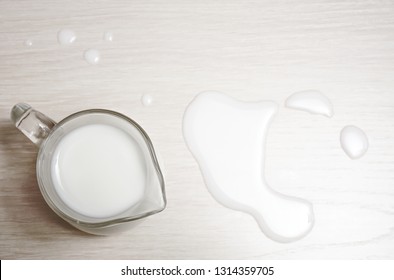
[[1, 0, 394, 259]]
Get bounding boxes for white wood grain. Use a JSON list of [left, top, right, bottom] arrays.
[[1, 0, 394, 259]]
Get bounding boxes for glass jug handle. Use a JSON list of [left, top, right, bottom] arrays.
[[10, 103, 57, 147]]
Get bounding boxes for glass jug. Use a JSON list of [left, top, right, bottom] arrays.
[[11, 103, 166, 235]]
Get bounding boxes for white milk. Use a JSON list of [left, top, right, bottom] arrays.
[[103, 31, 114, 42], [24, 39, 33, 47], [51, 124, 146, 218], [285, 90, 334, 118], [340, 125, 369, 159], [183, 92, 314, 242], [57, 29, 76, 45], [84, 49, 100, 65], [141, 94, 154, 107]]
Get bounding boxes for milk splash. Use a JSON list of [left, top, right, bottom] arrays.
[[57, 29, 76, 45], [24, 40, 33, 47], [285, 90, 334, 118], [340, 125, 369, 159], [84, 49, 100, 65], [103, 31, 114, 42], [141, 94, 154, 106], [183, 92, 314, 242]]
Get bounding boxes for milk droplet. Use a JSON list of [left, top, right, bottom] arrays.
[[141, 94, 154, 106], [340, 125, 369, 159], [24, 40, 33, 47], [286, 90, 334, 118], [183, 91, 314, 242], [84, 49, 100, 65], [103, 31, 113, 42], [57, 29, 76, 45]]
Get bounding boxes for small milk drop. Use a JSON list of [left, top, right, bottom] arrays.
[[24, 40, 33, 47], [340, 125, 369, 159], [57, 29, 76, 45], [141, 94, 154, 106], [84, 49, 100, 65], [285, 90, 334, 118], [103, 31, 113, 42]]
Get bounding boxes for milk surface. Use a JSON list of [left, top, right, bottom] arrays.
[[51, 124, 146, 218]]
